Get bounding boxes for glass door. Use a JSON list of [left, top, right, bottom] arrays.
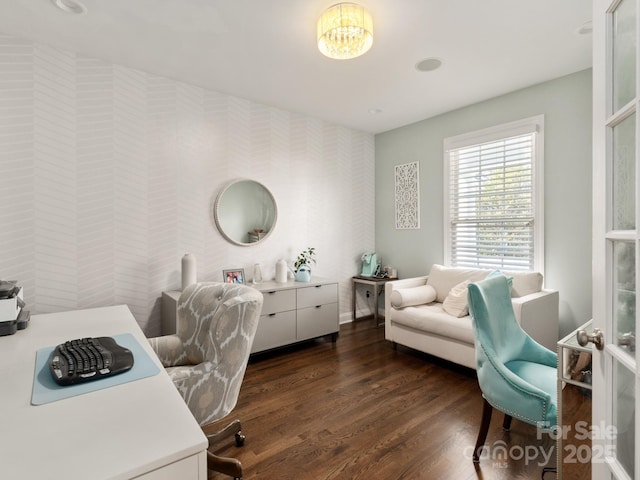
[[592, 0, 639, 478]]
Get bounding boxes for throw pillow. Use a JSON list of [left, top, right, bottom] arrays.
[[390, 285, 437, 308], [442, 280, 471, 317]]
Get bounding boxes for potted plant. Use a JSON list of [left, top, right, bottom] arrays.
[[293, 247, 316, 282]]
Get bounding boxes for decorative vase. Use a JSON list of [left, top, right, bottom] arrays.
[[181, 253, 197, 290], [294, 265, 312, 282], [275, 259, 288, 283]]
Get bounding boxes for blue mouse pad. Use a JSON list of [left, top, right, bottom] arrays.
[[32, 333, 161, 405]]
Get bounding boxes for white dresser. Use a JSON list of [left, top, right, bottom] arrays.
[[161, 278, 339, 353]]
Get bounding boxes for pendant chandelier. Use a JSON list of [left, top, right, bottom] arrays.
[[317, 3, 373, 60]]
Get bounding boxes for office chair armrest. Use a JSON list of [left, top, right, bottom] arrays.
[[148, 334, 188, 367]]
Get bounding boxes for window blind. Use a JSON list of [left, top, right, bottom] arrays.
[[448, 133, 535, 271]]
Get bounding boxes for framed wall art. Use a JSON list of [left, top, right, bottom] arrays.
[[394, 161, 420, 229]]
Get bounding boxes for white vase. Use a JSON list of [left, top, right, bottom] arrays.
[[181, 253, 197, 290], [275, 258, 288, 283]]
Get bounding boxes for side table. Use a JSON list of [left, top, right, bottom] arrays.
[[351, 275, 396, 326]]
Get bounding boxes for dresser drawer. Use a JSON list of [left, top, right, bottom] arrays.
[[251, 310, 297, 353], [296, 283, 338, 309], [260, 288, 296, 315], [252, 279, 339, 353], [297, 302, 339, 340]]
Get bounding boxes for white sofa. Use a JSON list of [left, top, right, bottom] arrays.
[[384, 264, 559, 369]]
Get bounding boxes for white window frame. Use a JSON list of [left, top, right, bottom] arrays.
[[443, 115, 544, 273]]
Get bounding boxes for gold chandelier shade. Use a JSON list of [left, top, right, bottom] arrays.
[[317, 3, 373, 60]]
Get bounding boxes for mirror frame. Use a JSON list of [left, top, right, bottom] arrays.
[[213, 179, 278, 247]]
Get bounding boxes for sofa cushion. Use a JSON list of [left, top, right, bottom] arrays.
[[442, 280, 470, 317], [390, 285, 437, 308], [391, 303, 475, 345], [427, 264, 543, 299], [503, 270, 543, 297], [427, 264, 489, 302]]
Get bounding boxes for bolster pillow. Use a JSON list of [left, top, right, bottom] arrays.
[[390, 285, 437, 308]]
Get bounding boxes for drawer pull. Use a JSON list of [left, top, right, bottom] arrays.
[[268, 313, 276, 317], [315, 285, 322, 288], [268, 291, 277, 295], [315, 305, 322, 309]]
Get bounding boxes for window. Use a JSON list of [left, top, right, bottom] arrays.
[[444, 115, 544, 272]]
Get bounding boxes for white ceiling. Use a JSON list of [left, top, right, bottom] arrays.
[[0, 0, 592, 134]]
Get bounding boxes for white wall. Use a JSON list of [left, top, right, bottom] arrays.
[[375, 70, 593, 337], [0, 33, 375, 336]]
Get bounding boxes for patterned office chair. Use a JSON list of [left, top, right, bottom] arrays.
[[149, 282, 263, 479], [467, 275, 557, 465]]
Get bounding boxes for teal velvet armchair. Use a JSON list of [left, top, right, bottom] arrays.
[[467, 275, 557, 463]]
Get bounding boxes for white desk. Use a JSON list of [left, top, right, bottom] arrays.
[[0, 305, 207, 479]]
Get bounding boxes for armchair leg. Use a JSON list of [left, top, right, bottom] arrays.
[[503, 414, 513, 431], [473, 398, 493, 462]]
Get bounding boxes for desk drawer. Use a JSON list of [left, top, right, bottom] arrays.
[[297, 302, 338, 340], [134, 451, 205, 479], [297, 283, 338, 309], [261, 289, 296, 315], [251, 310, 297, 353]]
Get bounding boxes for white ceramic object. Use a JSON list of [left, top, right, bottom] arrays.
[[275, 258, 288, 283], [181, 253, 196, 290]]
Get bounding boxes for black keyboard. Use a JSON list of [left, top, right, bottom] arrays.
[[49, 337, 134, 386]]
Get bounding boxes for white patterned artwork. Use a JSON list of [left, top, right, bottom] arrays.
[[394, 162, 420, 229]]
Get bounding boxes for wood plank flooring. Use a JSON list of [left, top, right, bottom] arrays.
[[205, 320, 591, 480]]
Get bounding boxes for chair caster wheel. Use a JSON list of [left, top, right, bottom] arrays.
[[235, 431, 245, 447]]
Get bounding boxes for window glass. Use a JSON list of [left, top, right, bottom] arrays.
[[613, 0, 636, 111], [612, 113, 636, 230], [445, 117, 542, 271]]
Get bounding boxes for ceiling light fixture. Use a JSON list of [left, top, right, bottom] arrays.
[[317, 3, 373, 60], [51, 0, 87, 14]]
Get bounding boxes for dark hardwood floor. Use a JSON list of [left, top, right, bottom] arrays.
[[205, 319, 591, 480]]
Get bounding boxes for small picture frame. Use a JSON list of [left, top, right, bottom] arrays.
[[223, 268, 245, 285]]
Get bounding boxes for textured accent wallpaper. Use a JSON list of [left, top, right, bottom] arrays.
[[0, 33, 375, 335]]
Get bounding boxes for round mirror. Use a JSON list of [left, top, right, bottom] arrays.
[[214, 179, 277, 246]]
